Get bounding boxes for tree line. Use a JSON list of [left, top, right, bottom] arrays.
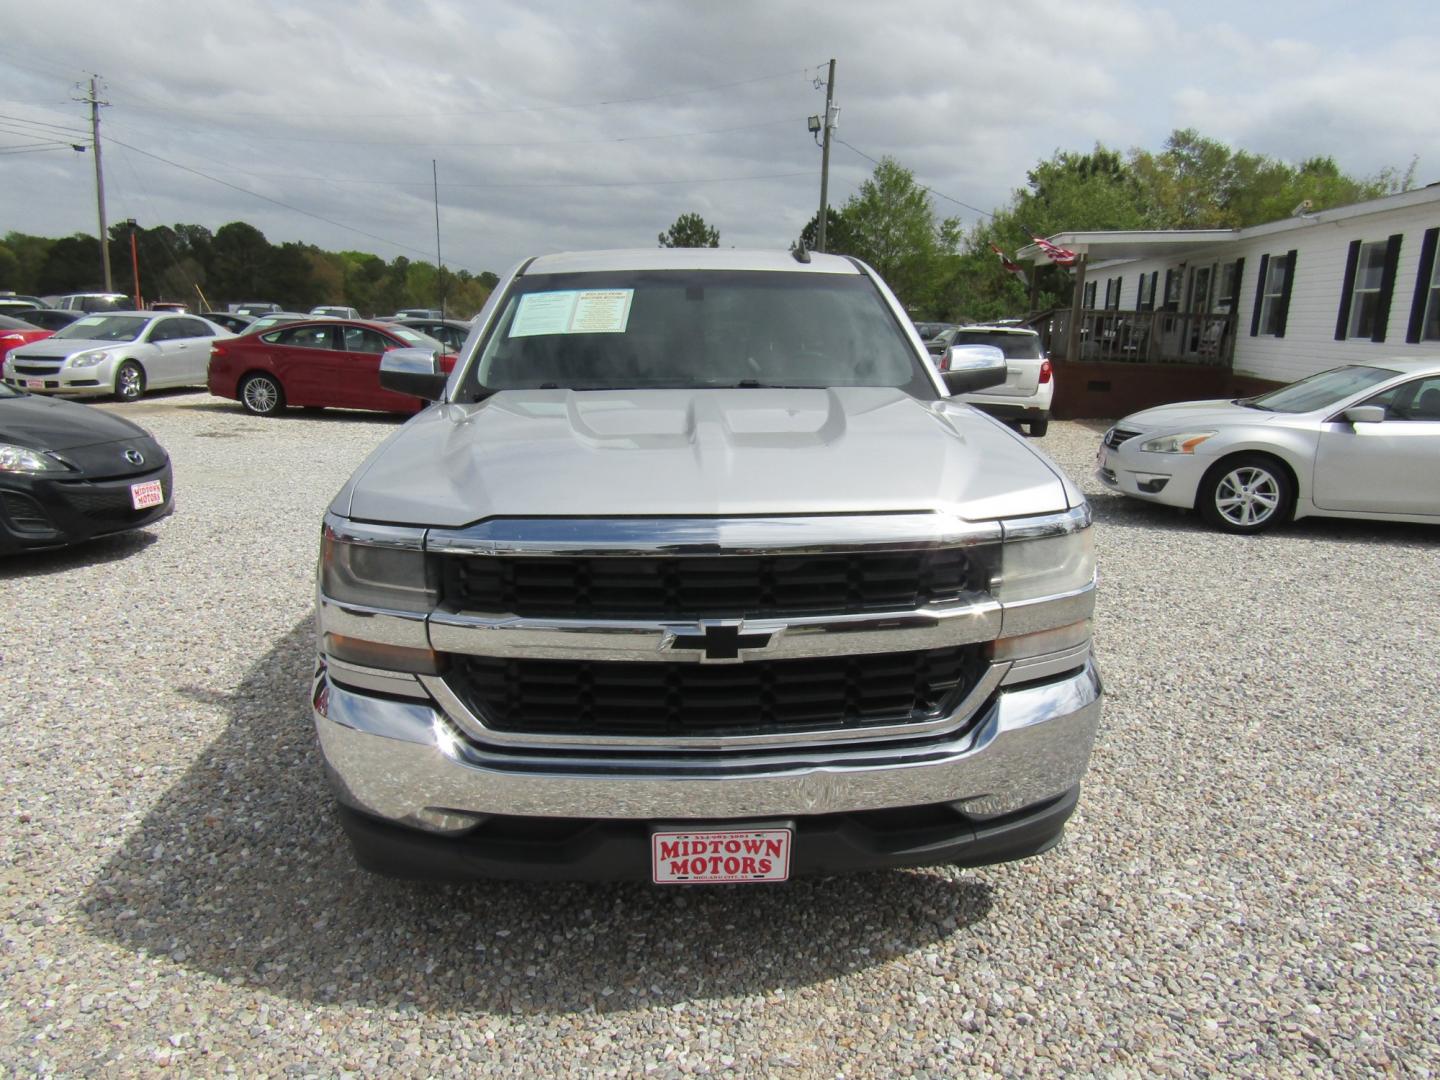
[[666, 129, 1413, 322], [0, 220, 500, 317]]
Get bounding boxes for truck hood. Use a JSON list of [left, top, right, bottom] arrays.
[[343, 387, 1073, 528]]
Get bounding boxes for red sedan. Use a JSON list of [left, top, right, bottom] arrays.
[[207, 319, 455, 416], [0, 314, 53, 366]]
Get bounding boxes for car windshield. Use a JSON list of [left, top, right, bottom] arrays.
[[1244, 365, 1399, 413], [390, 327, 446, 351], [52, 315, 148, 342], [951, 330, 1041, 359], [462, 269, 931, 396], [0, 314, 37, 330]]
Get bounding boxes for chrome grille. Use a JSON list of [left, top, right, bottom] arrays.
[[437, 548, 976, 620]]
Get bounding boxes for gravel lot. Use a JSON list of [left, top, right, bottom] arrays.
[[2, 390, 1437, 1077]]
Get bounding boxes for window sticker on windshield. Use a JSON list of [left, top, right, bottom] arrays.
[[510, 289, 634, 337]]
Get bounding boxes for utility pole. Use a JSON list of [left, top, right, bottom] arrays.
[[432, 159, 444, 320], [76, 76, 112, 292], [816, 58, 836, 253]]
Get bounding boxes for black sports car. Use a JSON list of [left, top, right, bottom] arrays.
[[0, 384, 173, 554]]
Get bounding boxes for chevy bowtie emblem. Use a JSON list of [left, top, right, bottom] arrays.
[[669, 623, 776, 662], [124, 449, 145, 466]]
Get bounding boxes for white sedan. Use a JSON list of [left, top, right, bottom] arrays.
[[1097, 358, 1440, 533], [1, 311, 233, 403]]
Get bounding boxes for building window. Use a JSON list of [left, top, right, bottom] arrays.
[[1103, 276, 1122, 310], [1215, 259, 1243, 314], [1163, 270, 1183, 311], [1083, 280, 1097, 308], [1423, 251, 1440, 341], [1348, 242, 1389, 338], [1336, 234, 1402, 343], [1137, 272, 1156, 311], [1258, 258, 1288, 335]]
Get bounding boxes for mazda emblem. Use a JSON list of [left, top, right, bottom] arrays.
[[124, 449, 144, 466]]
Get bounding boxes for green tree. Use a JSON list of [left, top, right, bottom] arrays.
[[658, 212, 720, 248], [795, 207, 858, 255], [210, 221, 272, 300], [836, 158, 960, 314]]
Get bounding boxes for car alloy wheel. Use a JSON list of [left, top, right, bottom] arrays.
[[240, 374, 284, 416], [115, 361, 145, 402], [1214, 466, 1280, 528]]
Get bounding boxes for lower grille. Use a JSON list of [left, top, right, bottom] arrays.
[[1, 492, 56, 535], [444, 645, 986, 739], [54, 468, 171, 527]]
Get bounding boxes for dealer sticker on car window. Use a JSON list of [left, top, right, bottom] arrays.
[[510, 289, 634, 337], [651, 827, 792, 884]]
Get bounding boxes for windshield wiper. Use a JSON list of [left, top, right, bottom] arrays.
[[731, 379, 822, 389]]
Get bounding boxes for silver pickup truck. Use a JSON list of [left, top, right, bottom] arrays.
[[312, 249, 1101, 883]]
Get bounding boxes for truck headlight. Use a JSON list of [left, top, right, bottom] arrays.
[[0, 443, 67, 473], [992, 518, 1095, 602], [1139, 431, 1214, 454], [68, 350, 111, 368], [320, 523, 435, 613]]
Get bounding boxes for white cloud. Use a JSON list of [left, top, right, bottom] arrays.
[[0, 0, 1433, 280]]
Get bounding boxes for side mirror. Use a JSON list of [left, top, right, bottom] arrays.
[[380, 347, 448, 401], [1342, 405, 1385, 425], [941, 344, 1008, 395]]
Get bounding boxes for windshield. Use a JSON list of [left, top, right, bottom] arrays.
[[1246, 365, 1398, 413], [53, 315, 148, 342], [951, 330, 1041, 359], [461, 269, 931, 397], [390, 327, 446, 351]]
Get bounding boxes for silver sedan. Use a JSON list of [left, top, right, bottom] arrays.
[[1097, 358, 1440, 533]]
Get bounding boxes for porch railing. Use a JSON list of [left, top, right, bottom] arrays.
[[1025, 309, 1236, 367]]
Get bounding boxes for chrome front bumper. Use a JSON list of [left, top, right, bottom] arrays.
[[313, 657, 1102, 834]]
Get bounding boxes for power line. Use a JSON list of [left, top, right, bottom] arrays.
[[0, 111, 90, 137], [834, 138, 993, 220], [108, 66, 812, 121], [102, 134, 484, 270], [104, 112, 804, 150]]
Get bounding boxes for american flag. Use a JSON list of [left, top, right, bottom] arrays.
[[1031, 235, 1078, 266], [989, 242, 1022, 273]]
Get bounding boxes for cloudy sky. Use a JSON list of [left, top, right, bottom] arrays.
[[1, 0, 1436, 279]]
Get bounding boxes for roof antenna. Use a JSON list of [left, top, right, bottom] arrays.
[[791, 239, 811, 264]]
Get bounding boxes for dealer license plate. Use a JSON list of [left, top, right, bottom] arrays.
[[651, 827, 792, 884], [1097, 445, 1109, 469], [130, 479, 164, 510], [25, 379, 45, 390]]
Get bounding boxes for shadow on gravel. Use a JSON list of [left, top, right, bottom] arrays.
[[1088, 490, 1440, 548], [179, 402, 407, 426], [0, 529, 158, 578], [81, 621, 993, 1015]]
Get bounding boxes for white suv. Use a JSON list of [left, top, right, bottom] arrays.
[[931, 325, 1053, 437]]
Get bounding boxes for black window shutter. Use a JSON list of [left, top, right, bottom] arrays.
[[1370, 233, 1403, 343], [1116, 276, 1123, 311], [1335, 240, 1361, 340], [1231, 258, 1244, 309], [1275, 250, 1298, 338], [1406, 227, 1439, 343], [1250, 254, 1269, 336], [1152, 270, 1160, 310]]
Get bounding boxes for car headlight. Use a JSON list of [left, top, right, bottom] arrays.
[[68, 350, 111, 368], [1139, 431, 1216, 454], [0, 443, 67, 473], [319, 524, 436, 613]]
